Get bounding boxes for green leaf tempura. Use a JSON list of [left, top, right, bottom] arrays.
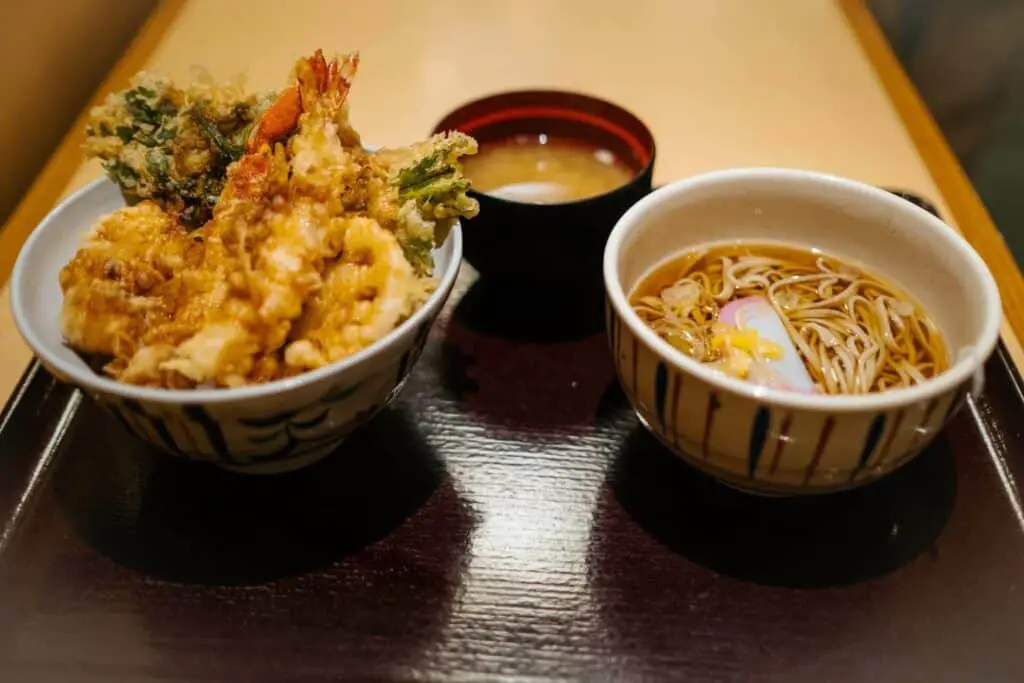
[[83, 73, 269, 227], [388, 131, 480, 274]]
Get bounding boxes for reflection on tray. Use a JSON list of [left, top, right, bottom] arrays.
[[449, 277, 606, 343], [52, 402, 471, 586], [594, 380, 956, 588], [581, 346, 1024, 675], [439, 275, 617, 433]]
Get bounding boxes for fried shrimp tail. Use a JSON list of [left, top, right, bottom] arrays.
[[248, 49, 360, 153], [248, 85, 301, 152]]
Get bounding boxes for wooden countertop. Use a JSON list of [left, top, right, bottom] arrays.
[[1, 0, 1020, 401]]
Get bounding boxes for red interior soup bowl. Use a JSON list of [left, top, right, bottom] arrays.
[[432, 90, 655, 287]]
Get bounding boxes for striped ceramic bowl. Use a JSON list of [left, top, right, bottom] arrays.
[[11, 179, 461, 474], [603, 168, 1002, 495]]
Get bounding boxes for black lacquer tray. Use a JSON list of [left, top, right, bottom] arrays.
[[1, 191, 1022, 682]]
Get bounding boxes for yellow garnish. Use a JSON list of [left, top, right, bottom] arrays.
[[710, 326, 784, 360], [719, 352, 753, 379]]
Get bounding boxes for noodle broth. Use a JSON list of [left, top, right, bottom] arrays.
[[630, 242, 948, 395]]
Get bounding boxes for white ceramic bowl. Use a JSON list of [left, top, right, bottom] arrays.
[[11, 178, 462, 474], [604, 168, 1001, 494]]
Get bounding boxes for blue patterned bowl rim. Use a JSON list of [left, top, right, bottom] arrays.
[[603, 167, 1002, 413]]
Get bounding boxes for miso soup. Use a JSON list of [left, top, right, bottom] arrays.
[[463, 134, 634, 204]]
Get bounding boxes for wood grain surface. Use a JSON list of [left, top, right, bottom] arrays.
[[1, 0, 1023, 407], [1, 259, 1023, 681]]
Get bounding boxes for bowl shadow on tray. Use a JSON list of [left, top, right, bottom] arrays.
[[449, 275, 608, 343], [594, 383, 957, 589], [53, 399, 472, 586], [439, 277, 618, 433]]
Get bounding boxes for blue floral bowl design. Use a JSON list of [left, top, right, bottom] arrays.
[[11, 179, 461, 474]]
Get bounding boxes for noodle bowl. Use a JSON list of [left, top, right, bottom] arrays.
[[603, 168, 1001, 493], [630, 243, 948, 396]]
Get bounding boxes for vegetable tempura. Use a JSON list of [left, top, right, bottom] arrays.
[[62, 49, 479, 389]]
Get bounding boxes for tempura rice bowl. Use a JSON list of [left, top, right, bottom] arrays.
[[12, 179, 462, 473]]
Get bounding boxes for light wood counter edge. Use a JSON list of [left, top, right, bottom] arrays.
[[839, 0, 1024, 368], [0, 0, 188, 282]]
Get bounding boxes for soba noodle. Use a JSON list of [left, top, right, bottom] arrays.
[[630, 243, 947, 395]]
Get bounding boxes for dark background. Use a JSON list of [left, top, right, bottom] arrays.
[[871, 0, 1024, 262]]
